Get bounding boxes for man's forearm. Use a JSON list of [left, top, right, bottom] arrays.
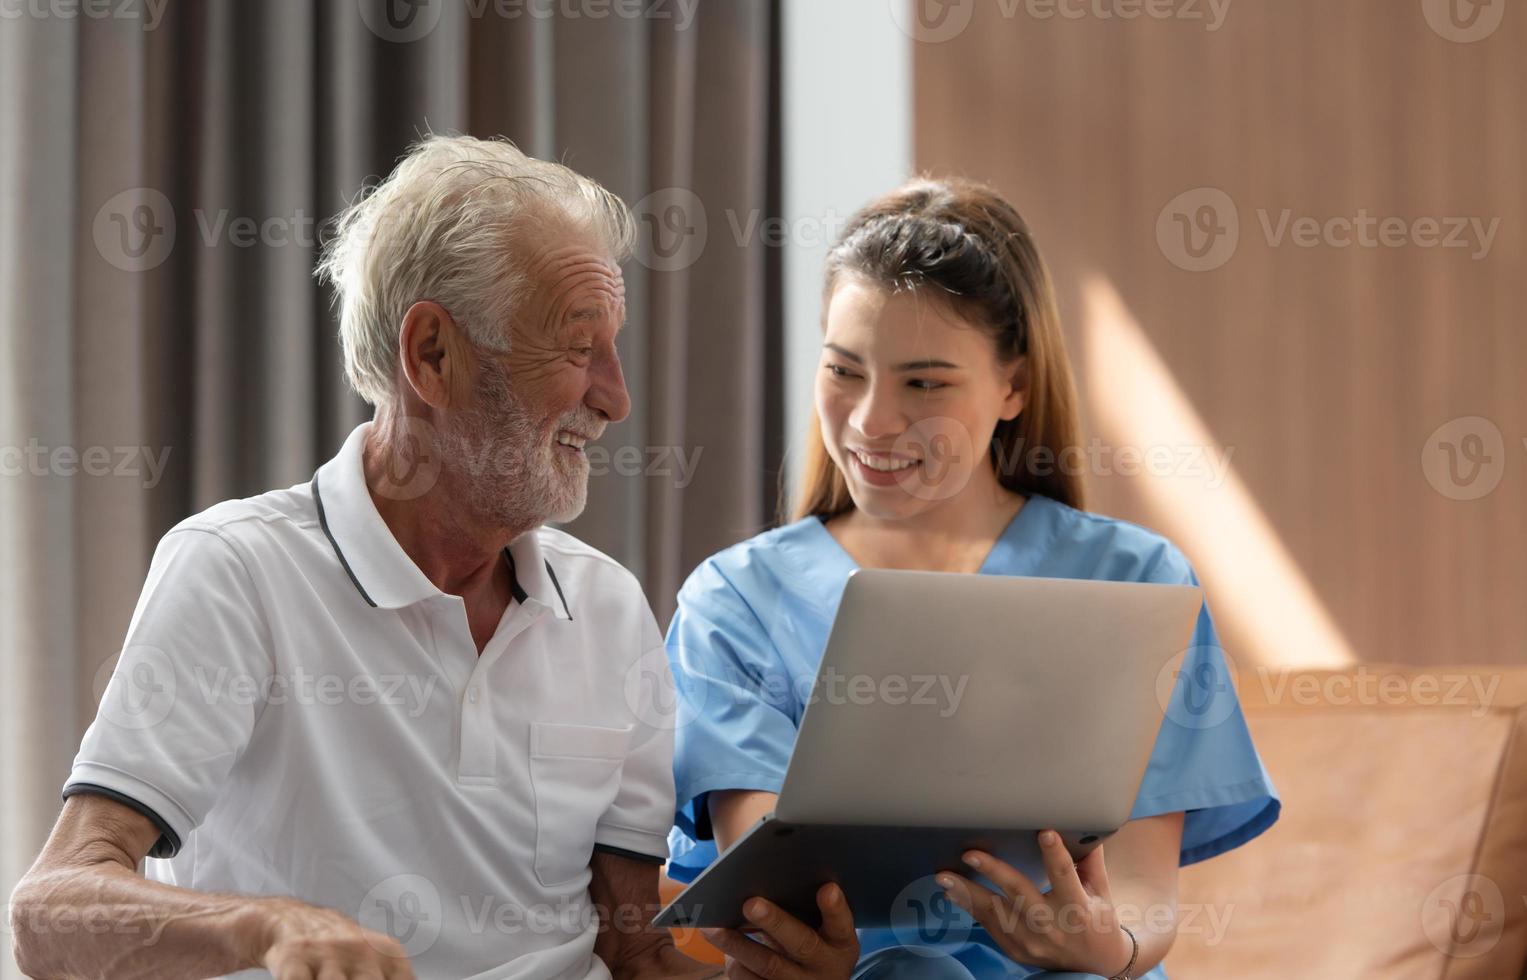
[[10, 861, 270, 980]]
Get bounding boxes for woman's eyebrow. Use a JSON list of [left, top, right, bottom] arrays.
[[893, 357, 961, 371], [823, 343, 960, 371], [823, 342, 863, 363]]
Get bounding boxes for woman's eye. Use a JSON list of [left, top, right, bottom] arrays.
[[825, 363, 857, 379], [910, 379, 947, 391]]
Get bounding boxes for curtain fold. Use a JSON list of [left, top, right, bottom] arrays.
[[0, 3, 777, 964]]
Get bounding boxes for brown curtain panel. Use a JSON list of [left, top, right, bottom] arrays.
[[0, 0, 780, 948]]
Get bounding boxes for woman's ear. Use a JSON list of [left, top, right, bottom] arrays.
[[999, 355, 1029, 422]]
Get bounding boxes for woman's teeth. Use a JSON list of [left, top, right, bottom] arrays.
[[852, 450, 919, 472]]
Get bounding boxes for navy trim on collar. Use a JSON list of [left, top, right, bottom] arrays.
[[313, 468, 378, 608], [503, 548, 571, 619], [503, 547, 530, 604], [544, 559, 573, 620]]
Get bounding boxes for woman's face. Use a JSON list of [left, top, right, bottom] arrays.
[[815, 278, 1026, 522]]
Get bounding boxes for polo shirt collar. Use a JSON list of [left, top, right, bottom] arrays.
[[313, 423, 572, 619], [506, 529, 574, 621]]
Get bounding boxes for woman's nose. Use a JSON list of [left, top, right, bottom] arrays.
[[849, 383, 905, 441]]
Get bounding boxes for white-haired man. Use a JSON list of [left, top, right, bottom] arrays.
[[10, 136, 725, 980]]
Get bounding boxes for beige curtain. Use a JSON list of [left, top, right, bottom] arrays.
[[0, 1, 779, 961]]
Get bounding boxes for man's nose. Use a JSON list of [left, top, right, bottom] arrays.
[[587, 346, 631, 424]]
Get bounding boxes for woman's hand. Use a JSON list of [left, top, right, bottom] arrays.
[[935, 830, 1134, 978], [702, 883, 861, 980]]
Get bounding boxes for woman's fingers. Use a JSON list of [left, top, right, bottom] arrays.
[[960, 850, 1044, 907], [935, 871, 1008, 928], [1035, 830, 1089, 907], [1074, 841, 1112, 899]]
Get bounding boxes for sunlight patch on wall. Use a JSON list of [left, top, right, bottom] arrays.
[[1081, 276, 1353, 669]]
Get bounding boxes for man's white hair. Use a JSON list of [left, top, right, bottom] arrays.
[[316, 134, 635, 407]]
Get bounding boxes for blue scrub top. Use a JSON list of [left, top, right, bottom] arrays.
[[663, 494, 1280, 979]]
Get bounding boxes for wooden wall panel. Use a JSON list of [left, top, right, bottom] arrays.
[[912, 0, 1525, 667]]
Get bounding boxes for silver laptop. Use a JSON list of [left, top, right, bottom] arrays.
[[654, 569, 1203, 930]]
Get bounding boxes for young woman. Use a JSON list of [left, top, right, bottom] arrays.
[[665, 178, 1279, 980]]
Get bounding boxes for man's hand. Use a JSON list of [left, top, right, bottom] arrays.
[[701, 883, 860, 980], [254, 896, 417, 979]]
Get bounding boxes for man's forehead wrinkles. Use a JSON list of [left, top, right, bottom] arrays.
[[524, 244, 619, 279], [531, 264, 623, 305], [543, 276, 625, 321]]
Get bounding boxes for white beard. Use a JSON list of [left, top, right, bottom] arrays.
[[441, 357, 595, 531]]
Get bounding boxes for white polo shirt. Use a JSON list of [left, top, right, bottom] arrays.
[[65, 422, 678, 980]]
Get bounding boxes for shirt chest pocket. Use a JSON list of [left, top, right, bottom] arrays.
[[529, 721, 632, 888]]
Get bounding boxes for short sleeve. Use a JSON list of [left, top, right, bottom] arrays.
[[64, 525, 274, 858], [594, 600, 678, 864], [1132, 546, 1281, 864], [663, 559, 799, 882]]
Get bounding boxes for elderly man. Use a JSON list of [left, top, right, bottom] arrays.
[[8, 136, 731, 980]]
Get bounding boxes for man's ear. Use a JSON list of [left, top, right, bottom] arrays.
[[397, 301, 464, 410], [999, 355, 1029, 422]]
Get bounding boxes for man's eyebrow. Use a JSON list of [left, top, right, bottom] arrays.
[[823, 343, 960, 371]]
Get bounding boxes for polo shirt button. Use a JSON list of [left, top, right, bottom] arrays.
[[467, 687, 480, 704]]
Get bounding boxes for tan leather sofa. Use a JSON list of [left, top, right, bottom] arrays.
[[663, 665, 1527, 977], [1168, 665, 1527, 979]]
